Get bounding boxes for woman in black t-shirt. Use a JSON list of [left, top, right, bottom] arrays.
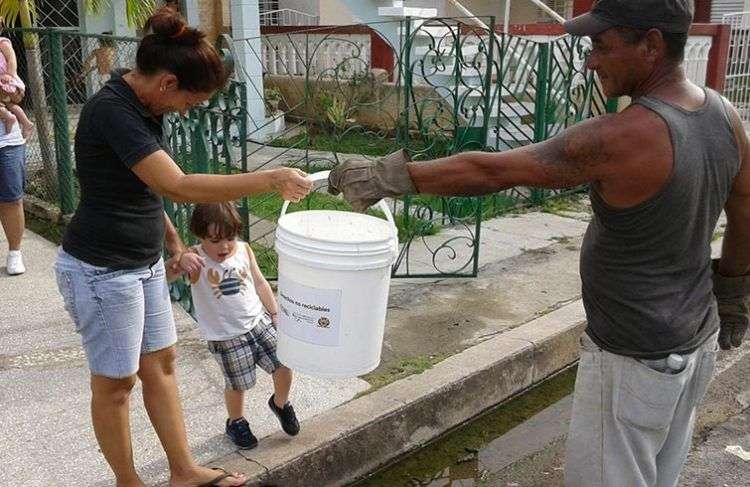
[[53, 8, 309, 487]]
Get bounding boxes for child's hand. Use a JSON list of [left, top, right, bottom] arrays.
[[178, 251, 205, 275], [164, 254, 184, 283]]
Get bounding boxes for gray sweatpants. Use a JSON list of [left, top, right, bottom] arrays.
[[565, 332, 718, 487]]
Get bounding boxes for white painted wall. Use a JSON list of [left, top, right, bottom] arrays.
[[317, 0, 546, 26], [319, 0, 355, 24], [711, 0, 748, 22], [280, 0, 320, 16], [231, 0, 267, 128], [78, 0, 136, 35], [444, 0, 554, 24]]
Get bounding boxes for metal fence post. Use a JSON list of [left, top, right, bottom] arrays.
[[190, 112, 209, 173], [49, 29, 76, 215], [606, 98, 619, 113], [400, 17, 414, 240], [532, 42, 551, 204]]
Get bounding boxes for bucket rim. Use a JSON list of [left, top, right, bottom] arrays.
[[277, 209, 396, 247]]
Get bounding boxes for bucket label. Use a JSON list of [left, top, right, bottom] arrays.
[[277, 276, 342, 347]]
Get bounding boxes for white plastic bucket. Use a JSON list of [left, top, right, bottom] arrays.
[[274, 171, 398, 378]]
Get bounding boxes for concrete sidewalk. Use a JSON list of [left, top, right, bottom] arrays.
[[0, 229, 368, 486], [0, 194, 729, 486]]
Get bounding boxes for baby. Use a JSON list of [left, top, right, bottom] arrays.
[[0, 37, 33, 139]]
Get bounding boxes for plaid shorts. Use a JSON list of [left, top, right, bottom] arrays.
[[207, 319, 283, 390]]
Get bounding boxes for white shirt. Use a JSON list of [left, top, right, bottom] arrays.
[[0, 112, 24, 148], [190, 241, 268, 341]]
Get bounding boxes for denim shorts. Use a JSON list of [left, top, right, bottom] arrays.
[[0, 143, 26, 202], [54, 248, 177, 379]]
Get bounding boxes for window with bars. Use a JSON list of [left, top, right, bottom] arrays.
[[35, 0, 80, 28], [259, 0, 280, 26], [538, 0, 574, 22]]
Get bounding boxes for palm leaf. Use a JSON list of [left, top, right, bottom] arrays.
[[0, 0, 25, 27], [84, 0, 109, 16], [0, 0, 155, 29], [125, 0, 156, 28]]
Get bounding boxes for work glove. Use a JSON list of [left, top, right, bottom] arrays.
[[712, 259, 750, 350], [328, 149, 417, 212]]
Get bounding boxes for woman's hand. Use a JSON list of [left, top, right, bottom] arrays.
[[178, 251, 205, 275], [270, 167, 312, 203]]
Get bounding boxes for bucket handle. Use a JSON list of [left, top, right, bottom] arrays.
[[279, 170, 398, 243]]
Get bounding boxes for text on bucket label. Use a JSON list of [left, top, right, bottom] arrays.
[[277, 275, 342, 347]]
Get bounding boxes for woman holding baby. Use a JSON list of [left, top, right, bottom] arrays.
[[0, 31, 31, 276]]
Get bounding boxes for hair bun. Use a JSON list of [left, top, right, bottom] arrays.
[[144, 7, 204, 45]]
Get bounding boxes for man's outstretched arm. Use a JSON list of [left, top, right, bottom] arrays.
[[409, 114, 615, 196], [328, 111, 649, 211]]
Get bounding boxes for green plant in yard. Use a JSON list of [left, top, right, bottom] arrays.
[[264, 87, 282, 116], [248, 190, 438, 243], [325, 96, 354, 130], [250, 242, 278, 277], [270, 130, 396, 157]]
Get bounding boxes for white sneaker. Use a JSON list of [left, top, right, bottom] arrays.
[[6, 250, 25, 275]]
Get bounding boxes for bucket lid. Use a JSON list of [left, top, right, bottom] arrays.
[[276, 210, 397, 270], [278, 210, 394, 246]]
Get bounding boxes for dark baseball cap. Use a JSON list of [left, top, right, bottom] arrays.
[[564, 0, 694, 36]]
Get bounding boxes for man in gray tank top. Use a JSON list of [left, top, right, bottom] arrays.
[[328, 1, 750, 485]]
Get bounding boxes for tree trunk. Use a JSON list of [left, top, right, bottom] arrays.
[[25, 44, 57, 200], [18, 1, 58, 200]]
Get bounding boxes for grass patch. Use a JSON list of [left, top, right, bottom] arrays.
[[249, 241, 279, 277], [409, 193, 520, 223], [249, 191, 352, 221], [357, 353, 450, 397], [270, 131, 397, 157], [249, 192, 440, 242], [540, 193, 587, 215], [355, 366, 577, 487]]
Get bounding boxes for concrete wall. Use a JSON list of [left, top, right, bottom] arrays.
[[192, 0, 230, 40], [316, 0, 549, 26], [78, 0, 135, 36], [265, 73, 453, 132], [444, 0, 561, 24], [319, 0, 367, 25], [280, 0, 320, 16]]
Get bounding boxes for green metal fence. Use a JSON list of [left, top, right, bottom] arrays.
[[14, 21, 612, 284], [8, 27, 139, 213], [242, 18, 612, 277]]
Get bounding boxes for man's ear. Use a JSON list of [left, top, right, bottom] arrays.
[[644, 29, 666, 61]]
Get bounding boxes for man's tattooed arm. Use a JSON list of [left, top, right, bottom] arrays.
[[408, 115, 617, 196]]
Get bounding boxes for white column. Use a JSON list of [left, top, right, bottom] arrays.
[[180, 0, 201, 27], [111, 0, 134, 36], [78, 0, 135, 36], [231, 0, 266, 131]]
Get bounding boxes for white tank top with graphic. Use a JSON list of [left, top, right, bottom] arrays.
[[190, 242, 267, 341]]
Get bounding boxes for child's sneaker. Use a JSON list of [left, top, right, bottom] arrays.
[[268, 394, 300, 436], [225, 417, 258, 449]]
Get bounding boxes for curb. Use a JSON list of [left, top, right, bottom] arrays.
[[210, 300, 587, 486], [23, 194, 62, 223]]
